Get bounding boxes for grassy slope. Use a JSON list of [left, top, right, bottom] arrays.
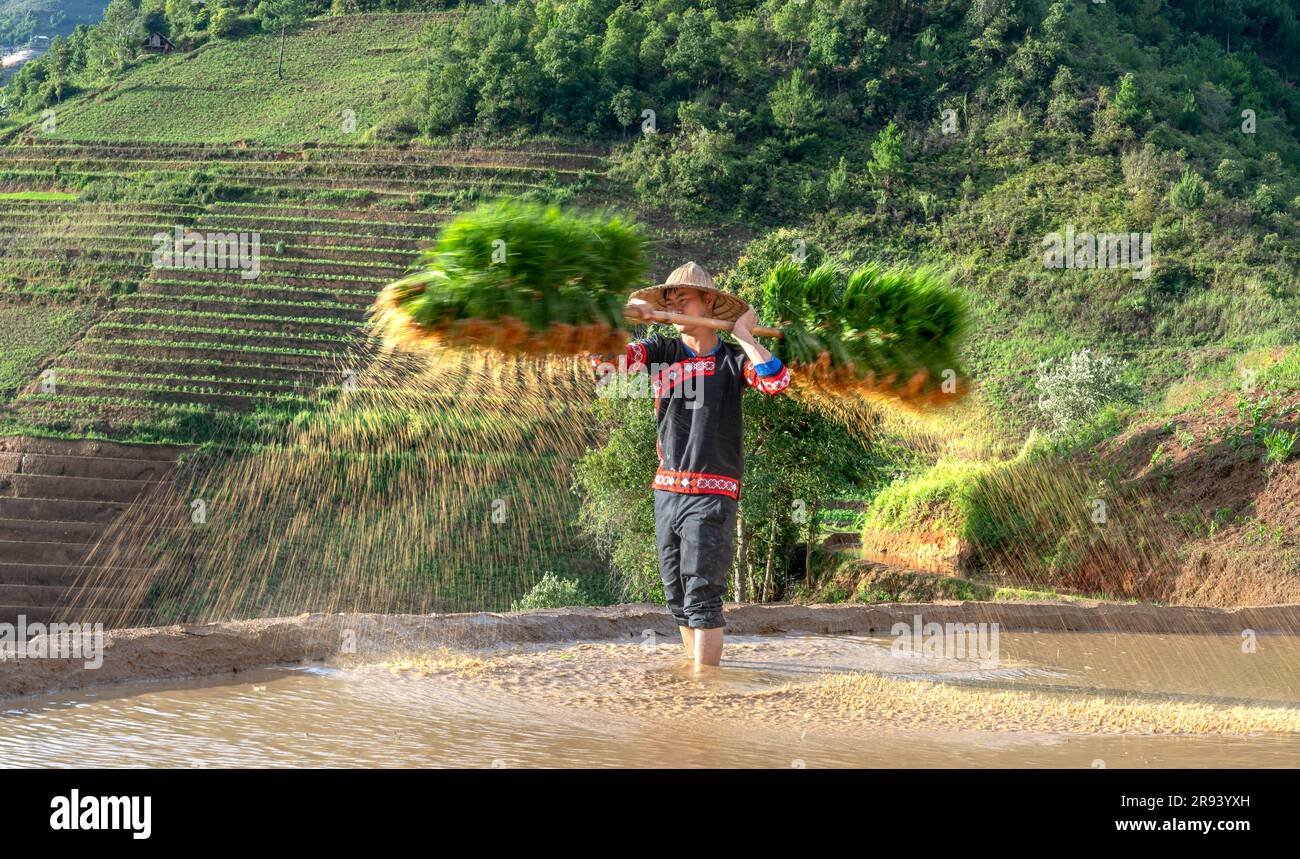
[[0, 189, 75, 198], [46, 14, 436, 145], [813, 137, 1300, 432], [0, 13, 501, 441], [854, 348, 1299, 604], [1092, 348, 1300, 602]]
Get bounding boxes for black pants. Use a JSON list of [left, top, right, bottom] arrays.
[[654, 490, 738, 630]]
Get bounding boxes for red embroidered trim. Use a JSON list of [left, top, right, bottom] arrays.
[[627, 341, 647, 370], [589, 342, 649, 373], [652, 357, 716, 397], [652, 468, 740, 500], [743, 362, 792, 394]]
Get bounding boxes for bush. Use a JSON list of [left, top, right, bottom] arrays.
[[613, 127, 743, 221], [863, 458, 987, 535], [573, 394, 663, 602], [1035, 349, 1136, 436], [210, 8, 254, 39], [867, 120, 906, 191], [364, 110, 420, 143], [509, 571, 596, 611], [1214, 158, 1245, 191], [1252, 183, 1281, 215]]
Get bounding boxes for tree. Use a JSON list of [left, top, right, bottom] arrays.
[[531, 0, 606, 127], [597, 5, 643, 88], [769, 68, 823, 135], [609, 86, 639, 130], [807, 9, 849, 73], [1213, 158, 1245, 192], [1112, 72, 1143, 127], [723, 233, 880, 596], [48, 35, 72, 102], [1169, 166, 1207, 228], [737, 390, 879, 598], [210, 7, 244, 39], [1045, 67, 1082, 131], [1175, 89, 1200, 132], [99, 0, 144, 70], [141, 0, 168, 37], [260, 0, 310, 79], [867, 119, 905, 192], [662, 7, 718, 88], [1251, 183, 1280, 215], [165, 0, 197, 39]]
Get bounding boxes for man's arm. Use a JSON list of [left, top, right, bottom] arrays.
[[733, 307, 792, 395]]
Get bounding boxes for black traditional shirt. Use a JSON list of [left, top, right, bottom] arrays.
[[591, 333, 792, 500]]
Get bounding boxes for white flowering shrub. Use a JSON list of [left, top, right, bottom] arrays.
[[1035, 349, 1135, 435]]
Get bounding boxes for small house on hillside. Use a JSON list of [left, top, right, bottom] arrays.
[[142, 33, 176, 54]]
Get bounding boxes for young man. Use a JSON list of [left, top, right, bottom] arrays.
[[593, 261, 792, 672]]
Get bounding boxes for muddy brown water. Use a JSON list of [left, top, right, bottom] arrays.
[[3, 629, 1300, 768]]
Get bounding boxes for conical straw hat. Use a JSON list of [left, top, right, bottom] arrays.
[[628, 261, 751, 322]]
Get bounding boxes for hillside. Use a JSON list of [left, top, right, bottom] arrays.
[[845, 347, 1300, 605], [38, 13, 434, 145], [477, 0, 1298, 604], [1, 0, 106, 46], [0, 13, 745, 442], [0, 12, 746, 622], [0, 136, 690, 440], [0, 2, 1295, 620]]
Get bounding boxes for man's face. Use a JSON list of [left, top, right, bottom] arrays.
[[664, 287, 715, 325]]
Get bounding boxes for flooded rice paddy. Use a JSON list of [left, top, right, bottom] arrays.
[[3, 630, 1299, 767]]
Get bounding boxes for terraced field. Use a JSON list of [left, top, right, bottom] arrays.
[[0, 136, 624, 623], [0, 139, 609, 439], [0, 436, 186, 625], [0, 7, 762, 626]]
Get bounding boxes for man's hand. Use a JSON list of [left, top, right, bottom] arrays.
[[729, 306, 774, 367], [731, 307, 758, 342], [626, 297, 655, 323]]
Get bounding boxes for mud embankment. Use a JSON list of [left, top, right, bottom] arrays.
[[858, 525, 970, 575], [3, 600, 1299, 700]]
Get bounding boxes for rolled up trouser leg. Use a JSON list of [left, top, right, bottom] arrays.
[[657, 491, 737, 630]]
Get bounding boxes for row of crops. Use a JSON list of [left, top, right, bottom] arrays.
[[0, 139, 604, 443]]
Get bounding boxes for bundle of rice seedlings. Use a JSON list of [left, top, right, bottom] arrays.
[[760, 259, 970, 407], [369, 200, 648, 357], [370, 202, 969, 408]]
